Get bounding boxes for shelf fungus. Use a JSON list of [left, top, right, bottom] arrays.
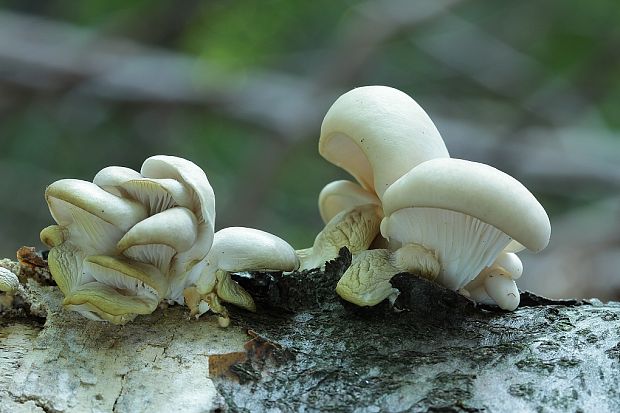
[[41, 155, 216, 324], [185, 227, 299, 327]]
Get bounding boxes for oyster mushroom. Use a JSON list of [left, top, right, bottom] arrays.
[[41, 156, 216, 323], [295, 180, 384, 270], [319, 85, 449, 199], [463, 251, 524, 310], [317, 180, 381, 224], [300, 86, 449, 270], [186, 227, 299, 326], [338, 158, 550, 310]]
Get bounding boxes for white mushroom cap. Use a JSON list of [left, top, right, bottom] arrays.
[[0, 267, 19, 294], [46, 179, 148, 232], [83, 255, 167, 297], [140, 156, 216, 275], [493, 252, 523, 280], [94, 166, 196, 215], [193, 227, 299, 314], [319, 86, 449, 199], [318, 180, 381, 224], [93, 166, 143, 197], [140, 155, 215, 227], [45, 179, 148, 254], [382, 159, 551, 252], [206, 227, 299, 274], [117, 207, 198, 274], [381, 158, 550, 290], [61, 255, 167, 323]]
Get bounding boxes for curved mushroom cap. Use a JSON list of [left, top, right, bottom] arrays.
[[46, 179, 148, 232], [140, 155, 215, 228], [318, 180, 381, 224], [93, 166, 143, 197], [319, 86, 449, 199], [382, 158, 551, 252], [208, 227, 299, 273], [45, 179, 148, 254], [140, 156, 217, 276]]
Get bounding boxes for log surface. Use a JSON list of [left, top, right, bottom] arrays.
[[1, 252, 619, 412]]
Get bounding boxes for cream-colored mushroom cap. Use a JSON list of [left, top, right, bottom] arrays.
[[45, 179, 148, 254], [382, 158, 551, 252], [140, 155, 215, 227], [140, 155, 216, 277], [116, 207, 198, 275], [319, 86, 449, 199], [318, 180, 381, 224], [381, 158, 550, 290], [208, 227, 299, 273], [46, 179, 148, 232]]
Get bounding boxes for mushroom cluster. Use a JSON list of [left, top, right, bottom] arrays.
[[303, 86, 551, 311], [41, 155, 298, 325]]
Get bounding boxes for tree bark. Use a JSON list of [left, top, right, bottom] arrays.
[[1, 250, 619, 412]]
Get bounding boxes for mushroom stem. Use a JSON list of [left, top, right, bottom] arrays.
[[483, 270, 520, 311], [297, 204, 382, 271], [336, 243, 440, 307], [215, 270, 256, 312]]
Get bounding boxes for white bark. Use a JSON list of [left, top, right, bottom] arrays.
[[0, 266, 248, 413]]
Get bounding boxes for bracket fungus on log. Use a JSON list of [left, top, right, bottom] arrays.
[[307, 86, 551, 311]]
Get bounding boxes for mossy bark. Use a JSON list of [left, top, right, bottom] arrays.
[[1, 250, 620, 412]]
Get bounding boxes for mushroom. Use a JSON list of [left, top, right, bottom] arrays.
[[337, 158, 550, 310], [300, 86, 449, 270], [42, 179, 148, 300], [63, 255, 167, 324], [186, 227, 299, 326], [462, 251, 524, 310], [317, 180, 381, 224], [41, 155, 216, 323], [336, 244, 440, 307], [319, 85, 449, 199], [295, 180, 384, 270]]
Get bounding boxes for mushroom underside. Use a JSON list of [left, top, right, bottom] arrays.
[[382, 207, 512, 290]]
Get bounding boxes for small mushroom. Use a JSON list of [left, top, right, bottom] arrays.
[[63, 255, 166, 324], [319, 85, 449, 199], [317, 180, 381, 224], [187, 227, 299, 326], [296, 203, 383, 271], [463, 251, 524, 310], [337, 158, 550, 309], [116, 207, 198, 277], [336, 244, 440, 306], [44, 179, 148, 255], [0, 267, 19, 294]]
